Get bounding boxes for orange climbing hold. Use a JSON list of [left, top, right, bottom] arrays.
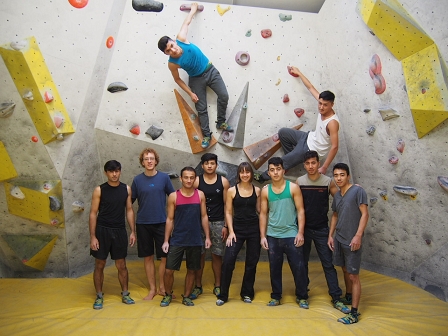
[[31, 136, 38, 143], [68, 0, 88, 9], [130, 125, 140, 135], [106, 36, 114, 49], [44, 91, 54, 103]]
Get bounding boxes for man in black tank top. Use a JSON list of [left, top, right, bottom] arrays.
[[190, 153, 230, 299], [89, 160, 136, 310]]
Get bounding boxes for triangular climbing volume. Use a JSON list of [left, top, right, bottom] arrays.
[[174, 89, 217, 153]]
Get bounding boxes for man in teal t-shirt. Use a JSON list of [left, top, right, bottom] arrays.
[[157, 2, 233, 149], [259, 157, 309, 308]]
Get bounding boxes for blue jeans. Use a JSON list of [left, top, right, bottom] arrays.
[[267, 236, 308, 300], [188, 65, 229, 137], [218, 230, 260, 302], [303, 227, 342, 301]]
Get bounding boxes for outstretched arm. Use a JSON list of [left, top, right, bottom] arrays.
[[168, 62, 199, 103], [177, 2, 199, 42], [289, 66, 320, 100]]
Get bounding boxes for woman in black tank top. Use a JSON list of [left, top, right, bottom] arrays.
[[216, 162, 261, 306]]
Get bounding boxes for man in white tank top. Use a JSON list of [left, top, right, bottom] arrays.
[[255, 66, 339, 183]]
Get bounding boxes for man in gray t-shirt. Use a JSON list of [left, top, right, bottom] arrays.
[[328, 163, 369, 325]]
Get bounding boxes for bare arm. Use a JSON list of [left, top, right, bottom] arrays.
[[89, 186, 101, 251], [319, 120, 339, 175], [225, 187, 236, 246], [125, 185, 136, 247], [199, 190, 211, 248], [291, 183, 305, 247], [259, 187, 269, 250], [329, 179, 338, 197], [349, 204, 369, 251], [328, 211, 338, 251], [162, 192, 176, 253], [168, 62, 198, 103], [255, 186, 261, 214], [193, 175, 200, 189], [221, 177, 230, 240], [289, 66, 319, 100], [176, 2, 198, 42]]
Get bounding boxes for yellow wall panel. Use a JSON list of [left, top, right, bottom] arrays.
[[25, 236, 58, 271], [0, 141, 18, 182]]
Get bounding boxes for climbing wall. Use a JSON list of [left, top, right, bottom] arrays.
[[0, 0, 447, 301]]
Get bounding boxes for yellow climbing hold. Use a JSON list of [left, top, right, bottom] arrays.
[[217, 4, 230, 16]]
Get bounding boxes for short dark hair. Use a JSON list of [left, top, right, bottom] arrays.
[[236, 162, 254, 183], [319, 90, 335, 102], [201, 153, 218, 164], [181, 166, 196, 177], [104, 160, 121, 172], [304, 150, 319, 162], [333, 162, 350, 176], [158, 36, 172, 53], [268, 157, 283, 168]]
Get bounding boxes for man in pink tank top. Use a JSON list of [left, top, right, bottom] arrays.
[[255, 66, 339, 183]]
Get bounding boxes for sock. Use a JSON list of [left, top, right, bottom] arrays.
[[96, 292, 103, 298], [351, 307, 358, 315], [345, 293, 352, 300], [121, 291, 129, 297]]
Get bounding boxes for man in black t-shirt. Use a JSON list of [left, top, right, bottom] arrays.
[[89, 160, 136, 310]]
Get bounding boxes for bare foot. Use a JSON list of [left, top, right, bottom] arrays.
[[143, 290, 156, 300]]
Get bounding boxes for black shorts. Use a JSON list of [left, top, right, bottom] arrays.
[[166, 245, 202, 271], [136, 223, 166, 259], [90, 226, 128, 260], [333, 238, 362, 275]]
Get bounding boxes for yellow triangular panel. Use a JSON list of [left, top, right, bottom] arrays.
[[0, 141, 18, 182], [411, 109, 448, 138], [24, 236, 57, 271]]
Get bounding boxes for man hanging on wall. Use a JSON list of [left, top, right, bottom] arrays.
[[328, 163, 369, 324], [89, 160, 136, 310], [255, 66, 340, 183], [157, 2, 233, 149]]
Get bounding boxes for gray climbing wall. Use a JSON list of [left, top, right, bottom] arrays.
[[0, 0, 447, 301]]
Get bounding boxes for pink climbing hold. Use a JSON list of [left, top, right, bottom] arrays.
[[373, 74, 386, 94], [283, 94, 289, 103], [44, 91, 54, 103], [180, 4, 204, 11], [294, 108, 305, 118], [272, 133, 279, 142], [68, 0, 88, 9], [53, 114, 64, 128], [369, 54, 386, 94], [130, 125, 140, 135], [287, 66, 299, 77], [389, 156, 399, 164], [421, 88, 427, 94], [106, 36, 114, 49], [396, 138, 405, 154], [261, 29, 272, 38]]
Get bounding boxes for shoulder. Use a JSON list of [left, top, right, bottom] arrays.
[[221, 176, 230, 187], [296, 174, 307, 185]]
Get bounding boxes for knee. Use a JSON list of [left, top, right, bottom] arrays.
[[278, 128, 288, 137], [349, 273, 359, 283], [95, 259, 106, 271], [218, 92, 229, 102]]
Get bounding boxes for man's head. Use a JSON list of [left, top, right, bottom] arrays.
[[333, 163, 350, 188], [267, 157, 284, 181], [201, 153, 218, 175], [303, 150, 320, 176], [104, 160, 121, 183], [318, 90, 335, 116], [139, 148, 159, 169], [180, 166, 197, 188], [158, 36, 182, 57], [236, 162, 254, 183]]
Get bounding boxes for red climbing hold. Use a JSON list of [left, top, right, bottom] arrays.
[[283, 94, 289, 103], [31, 136, 38, 142], [287, 66, 299, 77], [294, 108, 304, 118], [68, 0, 88, 9], [44, 91, 54, 103], [106, 36, 114, 49], [130, 125, 140, 135], [261, 29, 272, 38]]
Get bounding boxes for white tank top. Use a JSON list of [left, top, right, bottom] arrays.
[[307, 113, 339, 157]]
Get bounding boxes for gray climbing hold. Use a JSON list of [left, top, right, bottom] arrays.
[[379, 189, 388, 200], [10, 40, 27, 51], [245, 30, 252, 37], [145, 125, 164, 140], [437, 176, 448, 192], [193, 135, 199, 141], [379, 108, 399, 121], [370, 197, 378, 205], [366, 125, 376, 135], [132, 0, 163, 12], [22, 90, 33, 100], [72, 201, 85, 212], [49, 196, 62, 211], [0, 103, 15, 118], [363, 108, 371, 113], [393, 185, 418, 197], [222, 131, 234, 143], [10, 186, 25, 199], [279, 13, 292, 22], [107, 82, 128, 93], [167, 172, 179, 179]]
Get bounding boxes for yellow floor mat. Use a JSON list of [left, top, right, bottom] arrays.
[[2, 260, 448, 336]]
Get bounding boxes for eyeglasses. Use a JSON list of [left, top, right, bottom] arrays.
[[143, 158, 156, 161]]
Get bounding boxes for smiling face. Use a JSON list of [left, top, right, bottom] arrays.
[[239, 168, 253, 183], [142, 152, 157, 172], [333, 168, 349, 188], [318, 98, 334, 117], [180, 170, 196, 189], [164, 40, 182, 58]]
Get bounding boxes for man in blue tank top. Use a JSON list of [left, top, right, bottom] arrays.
[[157, 2, 233, 149], [89, 160, 136, 310], [259, 157, 309, 308], [255, 66, 340, 183]]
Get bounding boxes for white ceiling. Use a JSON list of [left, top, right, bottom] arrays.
[[201, 0, 326, 13]]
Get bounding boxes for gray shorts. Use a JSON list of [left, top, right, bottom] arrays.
[[333, 238, 362, 275], [201, 220, 225, 256]]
